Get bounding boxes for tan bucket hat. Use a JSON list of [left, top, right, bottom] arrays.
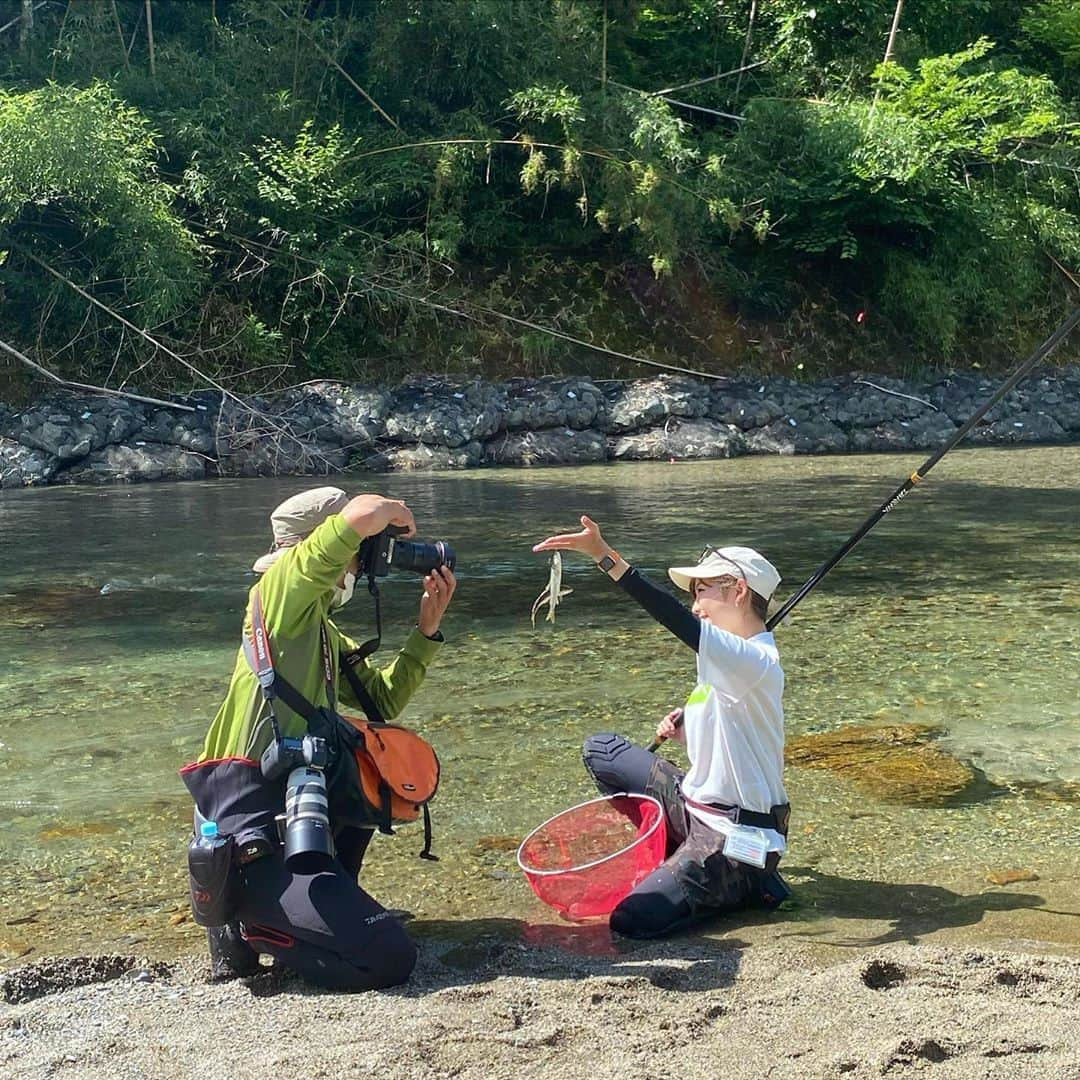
[[252, 486, 350, 574]]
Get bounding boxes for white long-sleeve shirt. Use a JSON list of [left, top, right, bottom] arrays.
[[681, 622, 787, 851]]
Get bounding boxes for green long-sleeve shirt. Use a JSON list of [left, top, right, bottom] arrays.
[[200, 513, 441, 762]]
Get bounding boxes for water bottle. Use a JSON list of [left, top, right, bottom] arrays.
[[187, 820, 236, 927]]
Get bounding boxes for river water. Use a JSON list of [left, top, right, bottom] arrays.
[[1, 448, 1078, 964]]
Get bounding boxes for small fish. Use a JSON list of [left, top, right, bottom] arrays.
[[531, 552, 573, 627]]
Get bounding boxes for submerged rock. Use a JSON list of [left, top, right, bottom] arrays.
[[785, 723, 974, 804], [4, 585, 106, 628]]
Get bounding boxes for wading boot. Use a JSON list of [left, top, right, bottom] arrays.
[[207, 921, 260, 982]]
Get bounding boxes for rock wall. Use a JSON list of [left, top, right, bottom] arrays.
[[3, 368, 1079, 487]]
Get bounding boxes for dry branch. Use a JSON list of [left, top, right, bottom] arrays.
[[649, 58, 768, 99], [145, 0, 156, 78], [0, 337, 195, 411], [274, 3, 401, 131], [21, 252, 344, 474], [196, 225, 732, 382]]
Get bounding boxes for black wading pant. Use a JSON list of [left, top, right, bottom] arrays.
[[583, 733, 769, 939], [235, 826, 417, 991]]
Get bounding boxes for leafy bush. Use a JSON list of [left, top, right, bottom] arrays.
[[0, 1, 1076, 386], [0, 82, 200, 327]]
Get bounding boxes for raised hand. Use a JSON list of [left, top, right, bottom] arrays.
[[532, 515, 608, 562], [417, 565, 456, 638]]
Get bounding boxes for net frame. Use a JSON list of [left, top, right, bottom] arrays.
[[516, 792, 665, 877]]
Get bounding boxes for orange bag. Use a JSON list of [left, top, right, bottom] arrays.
[[341, 716, 441, 837]]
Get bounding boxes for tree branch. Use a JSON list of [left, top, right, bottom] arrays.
[[20, 251, 345, 474], [195, 225, 733, 382], [0, 0, 46, 38], [0, 337, 195, 411], [649, 58, 769, 98], [274, 3, 401, 131]]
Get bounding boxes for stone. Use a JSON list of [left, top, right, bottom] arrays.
[[386, 377, 505, 447], [821, 375, 926, 428], [54, 443, 207, 484], [3, 364, 1080, 483], [216, 432, 347, 477], [709, 387, 785, 430], [742, 425, 797, 455], [278, 382, 391, 447], [501, 376, 606, 431], [0, 437, 58, 487], [135, 407, 215, 454], [603, 375, 710, 433], [970, 411, 1067, 445], [364, 441, 482, 471], [850, 411, 958, 452], [785, 723, 974, 804], [609, 418, 744, 460], [746, 416, 848, 454], [483, 428, 607, 467]]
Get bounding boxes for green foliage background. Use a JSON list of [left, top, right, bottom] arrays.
[[0, 0, 1077, 395]]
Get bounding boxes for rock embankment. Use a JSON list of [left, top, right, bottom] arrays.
[[3, 368, 1079, 486]]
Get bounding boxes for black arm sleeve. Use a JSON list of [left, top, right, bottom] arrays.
[[615, 567, 700, 652]]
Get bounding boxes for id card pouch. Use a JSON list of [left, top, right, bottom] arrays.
[[722, 824, 769, 869]]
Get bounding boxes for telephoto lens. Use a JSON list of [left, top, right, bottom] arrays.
[[283, 766, 334, 872], [390, 538, 456, 574]]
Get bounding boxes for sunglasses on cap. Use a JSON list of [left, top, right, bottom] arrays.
[[696, 546, 746, 581]]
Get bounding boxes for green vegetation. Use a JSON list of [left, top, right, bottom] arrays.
[[0, 0, 1077, 395]]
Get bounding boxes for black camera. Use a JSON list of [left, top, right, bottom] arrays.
[[260, 734, 333, 872], [358, 524, 456, 578]]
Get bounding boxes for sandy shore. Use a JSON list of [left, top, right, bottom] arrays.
[[3, 927, 1079, 1080]]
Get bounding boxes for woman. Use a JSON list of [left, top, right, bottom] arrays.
[[533, 515, 790, 938]]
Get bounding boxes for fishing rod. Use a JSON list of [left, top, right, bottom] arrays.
[[766, 305, 1080, 630], [649, 305, 1080, 752]]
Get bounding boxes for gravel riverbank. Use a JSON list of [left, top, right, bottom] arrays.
[[2, 934, 1078, 1080]]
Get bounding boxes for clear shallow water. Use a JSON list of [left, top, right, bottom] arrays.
[[1, 448, 1078, 962]]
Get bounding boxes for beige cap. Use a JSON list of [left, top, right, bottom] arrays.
[[252, 486, 349, 574], [667, 545, 781, 601]]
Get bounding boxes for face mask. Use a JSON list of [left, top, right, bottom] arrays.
[[331, 571, 356, 610]]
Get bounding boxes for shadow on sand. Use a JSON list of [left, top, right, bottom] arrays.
[[241, 866, 1054, 998], [770, 865, 1047, 946]]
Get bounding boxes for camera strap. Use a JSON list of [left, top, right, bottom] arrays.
[[244, 588, 436, 860], [351, 565, 383, 663], [245, 588, 385, 727], [244, 589, 322, 726]]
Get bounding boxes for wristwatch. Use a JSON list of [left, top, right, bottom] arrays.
[[596, 553, 618, 574]]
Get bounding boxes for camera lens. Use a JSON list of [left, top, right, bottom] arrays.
[[283, 766, 334, 873], [389, 538, 456, 575]]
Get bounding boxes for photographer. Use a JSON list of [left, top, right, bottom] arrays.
[[182, 487, 455, 990]]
